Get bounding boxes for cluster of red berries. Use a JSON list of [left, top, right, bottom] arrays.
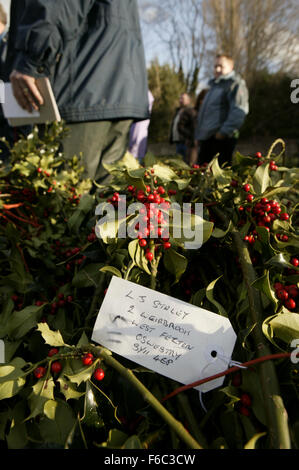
[[239, 194, 290, 243], [107, 192, 126, 208], [34, 348, 63, 379], [49, 293, 73, 315], [274, 282, 298, 310], [82, 353, 105, 381], [127, 183, 174, 262], [231, 372, 252, 417], [254, 152, 278, 171], [34, 350, 105, 382], [52, 241, 87, 271], [81, 353, 105, 381], [11, 293, 26, 311]]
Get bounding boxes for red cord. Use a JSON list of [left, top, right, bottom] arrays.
[[161, 353, 291, 402]]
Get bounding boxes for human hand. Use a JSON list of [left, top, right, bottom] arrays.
[[215, 132, 226, 140], [9, 70, 44, 112]]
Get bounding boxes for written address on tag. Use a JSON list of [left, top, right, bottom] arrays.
[[91, 277, 237, 392]]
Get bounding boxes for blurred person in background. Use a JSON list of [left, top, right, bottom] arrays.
[[128, 90, 154, 162], [170, 92, 193, 161], [195, 54, 249, 166]]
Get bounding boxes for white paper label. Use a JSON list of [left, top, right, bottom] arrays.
[[0, 340, 4, 364], [92, 277, 237, 392]]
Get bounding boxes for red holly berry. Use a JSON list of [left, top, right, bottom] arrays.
[[230, 179, 238, 187], [239, 406, 251, 417], [139, 239, 147, 247], [243, 184, 251, 192], [145, 252, 154, 262], [255, 152, 262, 158], [163, 242, 171, 250], [34, 367, 47, 379], [82, 353, 94, 366], [93, 368, 105, 381], [274, 282, 283, 291], [51, 361, 62, 374], [231, 372, 242, 387], [287, 286, 298, 299], [240, 393, 252, 408], [277, 289, 289, 301], [37, 167, 43, 173], [285, 298, 296, 310], [291, 258, 299, 268], [157, 186, 165, 195], [87, 233, 96, 242], [280, 213, 289, 221], [48, 348, 59, 357], [246, 194, 254, 203]]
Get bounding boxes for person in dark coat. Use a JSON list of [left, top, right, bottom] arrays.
[[195, 54, 249, 166], [5, 0, 149, 182], [169, 92, 193, 161]]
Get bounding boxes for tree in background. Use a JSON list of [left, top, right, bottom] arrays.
[[203, 0, 299, 86], [147, 60, 187, 142], [139, 0, 299, 86], [140, 0, 208, 94]]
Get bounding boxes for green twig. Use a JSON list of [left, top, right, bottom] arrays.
[[86, 345, 203, 449], [231, 227, 291, 449]]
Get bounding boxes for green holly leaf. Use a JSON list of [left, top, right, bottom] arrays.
[[37, 323, 66, 347], [26, 377, 55, 420], [6, 304, 45, 340], [163, 248, 188, 284], [100, 266, 122, 278], [252, 271, 278, 310], [44, 399, 58, 420], [128, 239, 151, 275], [262, 311, 299, 348], [253, 162, 271, 195], [206, 276, 227, 316], [57, 376, 85, 401], [244, 432, 267, 449], [38, 399, 76, 447]]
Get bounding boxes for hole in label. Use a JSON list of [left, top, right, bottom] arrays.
[[211, 350, 217, 358]]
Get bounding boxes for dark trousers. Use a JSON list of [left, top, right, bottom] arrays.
[[198, 135, 238, 166]]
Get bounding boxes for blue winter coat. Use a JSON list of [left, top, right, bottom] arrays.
[[195, 71, 249, 141]]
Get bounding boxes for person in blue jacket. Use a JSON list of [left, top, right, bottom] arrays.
[[5, 0, 149, 183], [195, 54, 249, 166]]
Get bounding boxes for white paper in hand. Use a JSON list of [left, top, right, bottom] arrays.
[[0, 340, 4, 364], [2, 83, 40, 118], [92, 277, 237, 392]]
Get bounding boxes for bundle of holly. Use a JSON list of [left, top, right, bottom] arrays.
[[0, 126, 298, 451]]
